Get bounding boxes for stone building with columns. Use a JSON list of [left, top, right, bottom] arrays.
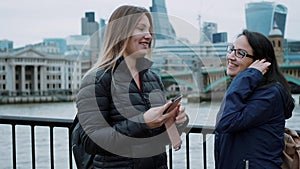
[[0, 45, 81, 102]]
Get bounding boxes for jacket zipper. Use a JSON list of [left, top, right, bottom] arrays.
[[244, 159, 249, 169]]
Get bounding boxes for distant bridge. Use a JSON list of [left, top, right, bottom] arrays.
[[160, 64, 300, 94]]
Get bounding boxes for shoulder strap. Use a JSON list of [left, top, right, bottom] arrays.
[[70, 115, 78, 131]]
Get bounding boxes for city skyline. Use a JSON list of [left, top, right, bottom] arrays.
[[1, 0, 300, 48]]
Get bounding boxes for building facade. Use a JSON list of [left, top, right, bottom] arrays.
[[268, 27, 284, 64], [245, 1, 287, 37], [0, 46, 81, 97]]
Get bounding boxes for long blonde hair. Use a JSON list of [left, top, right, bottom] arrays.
[[90, 5, 154, 73]]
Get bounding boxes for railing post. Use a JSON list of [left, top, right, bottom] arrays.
[[31, 126, 36, 169], [203, 134, 207, 169], [169, 146, 173, 169], [186, 133, 190, 169], [12, 124, 16, 169], [68, 128, 73, 169], [50, 126, 54, 169]]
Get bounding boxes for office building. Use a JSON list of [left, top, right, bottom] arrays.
[[81, 12, 100, 63], [65, 35, 92, 75], [43, 38, 67, 54], [245, 1, 287, 37], [201, 22, 218, 43], [82, 12, 99, 36], [150, 0, 176, 41], [0, 40, 13, 52], [212, 32, 228, 44], [98, 18, 106, 49]]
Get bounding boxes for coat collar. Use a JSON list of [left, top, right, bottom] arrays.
[[114, 56, 153, 75]]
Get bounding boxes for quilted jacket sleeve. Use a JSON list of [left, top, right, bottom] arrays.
[[76, 70, 151, 155]]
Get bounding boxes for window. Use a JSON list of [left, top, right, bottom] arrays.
[[26, 75, 31, 80]]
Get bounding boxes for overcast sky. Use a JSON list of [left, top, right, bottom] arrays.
[[1, 0, 299, 48]]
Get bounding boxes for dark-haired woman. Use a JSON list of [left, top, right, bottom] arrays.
[[214, 29, 294, 169]]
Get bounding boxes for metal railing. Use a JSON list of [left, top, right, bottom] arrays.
[[0, 115, 299, 169], [0, 115, 73, 169]]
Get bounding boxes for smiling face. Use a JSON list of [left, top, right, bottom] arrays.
[[124, 14, 152, 58], [226, 35, 255, 78]]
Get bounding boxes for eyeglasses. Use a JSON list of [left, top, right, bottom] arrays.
[[226, 43, 255, 59]]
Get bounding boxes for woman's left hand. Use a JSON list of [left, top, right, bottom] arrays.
[[175, 105, 187, 124]]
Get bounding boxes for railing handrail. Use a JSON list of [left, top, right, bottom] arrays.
[[1, 115, 299, 169], [0, 115, 74, 127]]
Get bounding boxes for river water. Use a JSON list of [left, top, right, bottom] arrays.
[[0, 95, 299, 169]]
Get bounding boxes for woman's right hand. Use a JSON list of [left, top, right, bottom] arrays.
[[249, 58, 271, 75], [143, 102, 179, 129]]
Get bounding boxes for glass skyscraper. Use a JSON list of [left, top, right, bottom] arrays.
[[0, 40, 13, 52], [150, 0, 176, 40], [245, 1, 287, 37], [201, 22, 218, 43]]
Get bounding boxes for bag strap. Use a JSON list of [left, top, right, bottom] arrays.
[[70, 115, 78, 131]]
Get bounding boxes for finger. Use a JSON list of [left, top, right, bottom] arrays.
[[179, 106, 185, 113], [175, 106, 185, 117], [162, 105, 179, 121], [265, 62, 271, 66], [169, 104, 179, 115], [249, 60, 259, 67], [162, 107, 177, 119], [260, 58, 266, 62], [159, 102, 173, 115], [176, 115, 187, 124], [176, 111, 186, 120], [253, 60, 260, 64]]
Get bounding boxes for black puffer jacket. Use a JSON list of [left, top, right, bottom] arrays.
[[76, 57, 170, 169]]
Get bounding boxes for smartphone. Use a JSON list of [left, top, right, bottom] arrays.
[[163, 94, 183, 114]]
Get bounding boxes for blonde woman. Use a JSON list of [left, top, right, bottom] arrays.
[[76, 5, 188, 169]]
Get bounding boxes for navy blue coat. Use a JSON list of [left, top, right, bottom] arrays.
[[215, 68, 294, 169]]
